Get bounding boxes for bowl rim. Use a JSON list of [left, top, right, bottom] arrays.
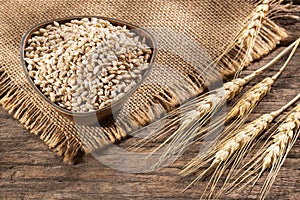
[[20, 16, 157, 117]]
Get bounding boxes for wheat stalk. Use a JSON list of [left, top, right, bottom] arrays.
[[224, 103, 300, 200], [128, 38, 300, 169], [194, 37, 299, 144], [236, 0, 271, 70], [151, 38, 300, 168], [180, 94, 300, 200], [213, 0, 287, 77], [258, 108, 300, 199]]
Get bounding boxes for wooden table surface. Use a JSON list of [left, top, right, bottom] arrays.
[[1, 4, 300, 200]]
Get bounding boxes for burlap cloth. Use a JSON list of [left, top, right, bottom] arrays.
[[0, 0, 287, 163]]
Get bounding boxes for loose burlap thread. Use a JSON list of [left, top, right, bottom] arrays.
[[0, 0, 288, 163]]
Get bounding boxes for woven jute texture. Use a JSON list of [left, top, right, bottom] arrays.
[[0, 0, 287, 163]]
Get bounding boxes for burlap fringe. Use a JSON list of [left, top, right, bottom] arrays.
[[0, 0, 291, 163], [117, 81, 199, 133], [0, 69, 84, 163]]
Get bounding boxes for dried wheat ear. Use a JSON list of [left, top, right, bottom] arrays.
[[180, 94, 300, 200], [128, 38, 300, 169], [177, 39, 299, 200], [214, 0, 287, 77], [221, 103, 300, 200]]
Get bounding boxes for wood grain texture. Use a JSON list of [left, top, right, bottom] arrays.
[[0, 5, 300, 200]]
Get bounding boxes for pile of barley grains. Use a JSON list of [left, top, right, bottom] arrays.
[[24, 18, 152, 112]]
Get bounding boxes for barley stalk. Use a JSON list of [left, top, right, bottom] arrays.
[[180, 94, 300, 199], [128, 38, 300, 169], [225, 103, 300, 200]]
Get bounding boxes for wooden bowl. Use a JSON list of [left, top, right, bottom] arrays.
[[20, 16, 157, 125]]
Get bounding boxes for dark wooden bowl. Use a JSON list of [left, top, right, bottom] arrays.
[[20, 16, 157, 125]]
